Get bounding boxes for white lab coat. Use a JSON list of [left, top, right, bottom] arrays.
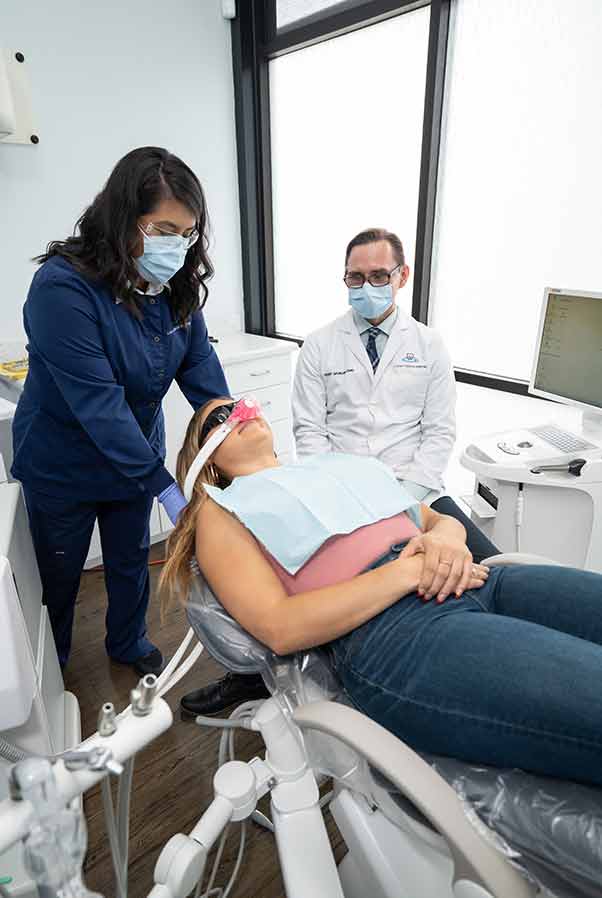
[[292, 308, 456, 495]]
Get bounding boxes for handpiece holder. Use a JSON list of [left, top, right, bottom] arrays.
[[531, 458, 587, 476], [0, 693, 173, 855]]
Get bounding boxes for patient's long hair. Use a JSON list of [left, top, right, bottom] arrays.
[[159, 401, 232, 611]]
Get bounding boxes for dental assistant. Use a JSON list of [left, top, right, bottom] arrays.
[[11, 146, 229, 674]]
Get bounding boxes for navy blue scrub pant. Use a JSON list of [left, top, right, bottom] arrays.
[[23, 487, 156, 667]]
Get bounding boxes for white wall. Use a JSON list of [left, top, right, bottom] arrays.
[[0, 0, 243, 340]]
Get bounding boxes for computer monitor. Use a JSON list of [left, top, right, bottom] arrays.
[[529, 288, 602, 429]]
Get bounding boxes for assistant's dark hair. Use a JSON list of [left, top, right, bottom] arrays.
[[345, 228, 405, 269], [36, 146, 213, 323]]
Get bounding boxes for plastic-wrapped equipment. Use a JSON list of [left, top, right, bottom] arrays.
[[187, 571, 602, 898]]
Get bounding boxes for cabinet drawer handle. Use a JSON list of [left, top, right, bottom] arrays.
[[250, 369, 271, 377]]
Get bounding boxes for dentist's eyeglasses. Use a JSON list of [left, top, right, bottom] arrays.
[[343, 263, 401, 289]]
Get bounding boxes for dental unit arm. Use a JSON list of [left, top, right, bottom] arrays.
[[0, 676, 173, 898], [149, 697, 345, 898], [149, 691, 536, 898], [147, 759, 268, 898]]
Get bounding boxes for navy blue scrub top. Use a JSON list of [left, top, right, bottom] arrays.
[[11, 256, 229, 501]]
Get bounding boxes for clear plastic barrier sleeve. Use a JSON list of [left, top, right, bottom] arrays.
[[187, 570, 602, 898]]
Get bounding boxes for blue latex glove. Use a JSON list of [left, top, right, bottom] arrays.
[[158, 482, 188, 525]]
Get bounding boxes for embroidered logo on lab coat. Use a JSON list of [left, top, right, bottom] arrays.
[[396, 351, 427, 369]]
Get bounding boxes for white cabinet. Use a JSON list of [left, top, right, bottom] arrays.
[[226, 352, 292, 394], [0, 483, 81, 897], [160, 332, 297, 538], [0, 397, 16, 483]]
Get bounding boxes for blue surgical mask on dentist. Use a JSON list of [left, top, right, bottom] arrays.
[[348, 282, 394, 320], [135, 227, 189, 286]]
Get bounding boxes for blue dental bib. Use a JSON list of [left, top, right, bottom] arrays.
[[204, 453, 421, 574]]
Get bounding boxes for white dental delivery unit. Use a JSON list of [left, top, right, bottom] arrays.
[[0, 481, 81, 897], [461, 287, 602, 571]]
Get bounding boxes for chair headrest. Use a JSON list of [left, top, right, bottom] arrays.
[[186, 573, 271, 674]]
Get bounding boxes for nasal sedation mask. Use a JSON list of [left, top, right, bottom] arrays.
[[183, 396, 262, 500]]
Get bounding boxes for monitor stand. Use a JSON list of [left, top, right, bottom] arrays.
[[582, 411, 602, 443]]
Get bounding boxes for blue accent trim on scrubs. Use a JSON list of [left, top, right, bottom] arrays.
[[12, 256, 229, 500]]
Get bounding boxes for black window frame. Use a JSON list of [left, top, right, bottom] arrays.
[[231, 0, 532, 396]]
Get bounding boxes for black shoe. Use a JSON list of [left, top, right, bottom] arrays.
[[132, 648, 164, 677], [180, 672, 269, 718]]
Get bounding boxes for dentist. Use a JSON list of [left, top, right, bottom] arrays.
[[11, 147, 228, 674], [292, 227, 497, 557]]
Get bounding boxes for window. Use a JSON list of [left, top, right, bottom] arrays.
[[430, 0, 602, 381], [270, 6, 430, 338], [276, 0, 364, 30]]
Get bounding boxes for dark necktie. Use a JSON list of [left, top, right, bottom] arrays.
[[365, 326, 381, 372]]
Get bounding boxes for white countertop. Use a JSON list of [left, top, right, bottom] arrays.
[[213, 332, 298, 365], [0, 341, 27, 363], [0, 332, 296, 397]]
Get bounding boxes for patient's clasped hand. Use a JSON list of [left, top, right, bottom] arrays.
[[161, 397, 602, 788]]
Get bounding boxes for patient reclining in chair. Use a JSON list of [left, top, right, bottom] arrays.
[[161, 397, 602, 789]]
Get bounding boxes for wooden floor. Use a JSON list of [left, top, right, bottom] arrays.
[[65, 542, 343, 898]]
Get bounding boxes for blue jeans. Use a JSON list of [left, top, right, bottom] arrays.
[[329, 548, 602, 786]]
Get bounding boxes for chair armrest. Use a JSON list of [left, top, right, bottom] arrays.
[[481, 552, 567, 567], [293, 701, 536, 898]]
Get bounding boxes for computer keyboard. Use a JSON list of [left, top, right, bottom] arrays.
[[529, 424, 597, 453]]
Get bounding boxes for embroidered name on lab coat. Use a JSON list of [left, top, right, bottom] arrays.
[[324, 368, 355, 376]]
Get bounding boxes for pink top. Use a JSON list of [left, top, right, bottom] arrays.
[[262, 512, 420, 595]]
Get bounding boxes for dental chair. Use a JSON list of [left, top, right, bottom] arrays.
[[185, 555, 602, 898]]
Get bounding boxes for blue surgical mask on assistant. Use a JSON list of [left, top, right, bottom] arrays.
[[134, 228, 189, 287], [348, 282, 393, 320]]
